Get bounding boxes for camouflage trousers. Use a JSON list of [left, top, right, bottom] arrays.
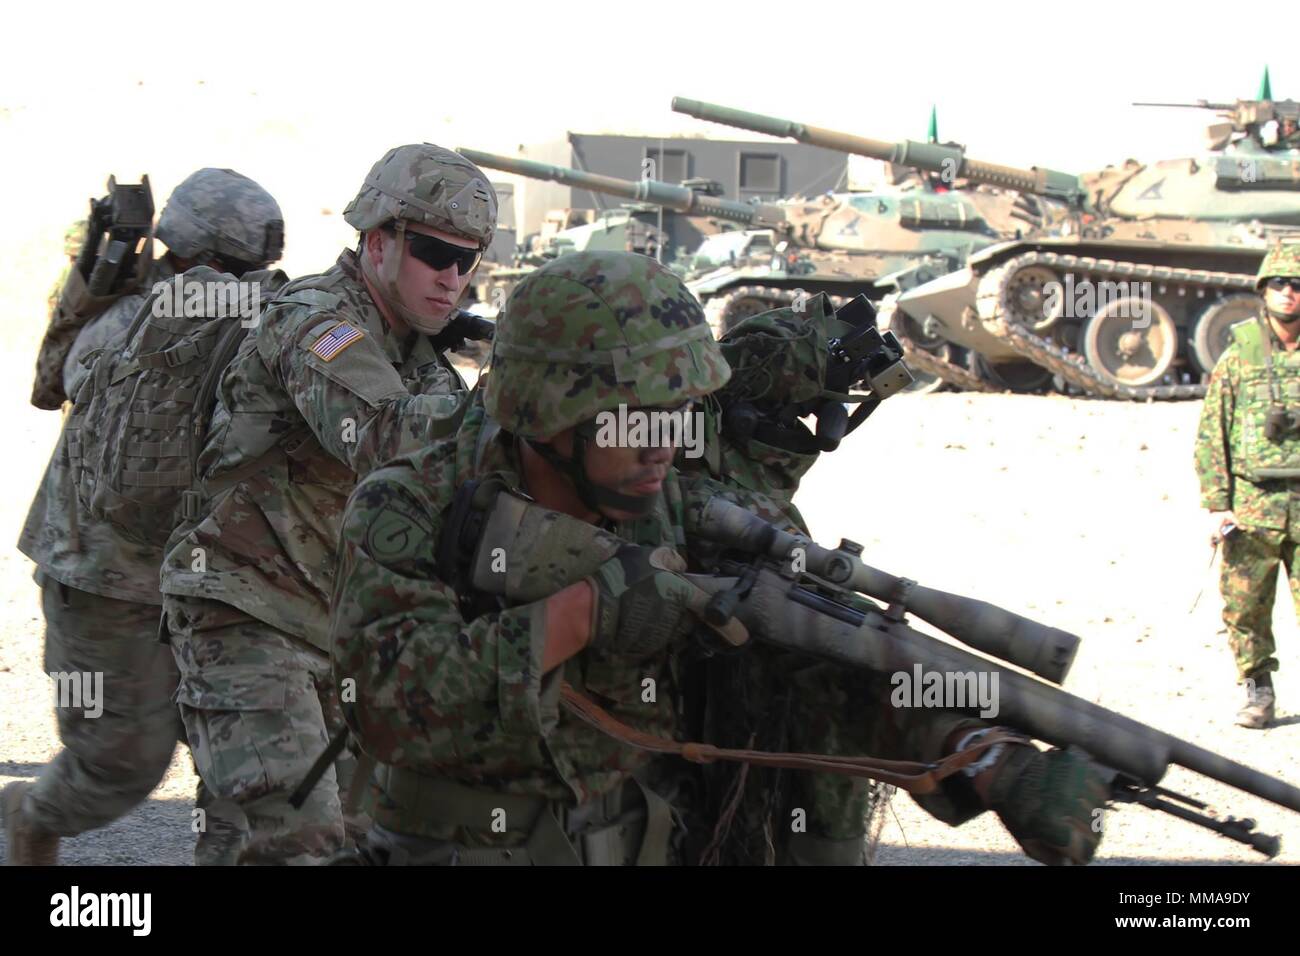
[[1220, 525, 1295, 679], [26, 577, 246, 864], [164, 594, 357, 865]]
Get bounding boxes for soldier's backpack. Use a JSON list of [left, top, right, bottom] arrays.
[[65, 265, 288, 547]]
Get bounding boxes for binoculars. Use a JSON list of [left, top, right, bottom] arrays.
[[1264, 405, 1300, 441]]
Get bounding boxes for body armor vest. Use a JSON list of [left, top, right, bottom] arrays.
[[1231, 318, 1300, 480]]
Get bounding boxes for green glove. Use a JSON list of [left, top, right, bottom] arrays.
[[988, 745, 1111, 865], [586, 544, 701, 659]]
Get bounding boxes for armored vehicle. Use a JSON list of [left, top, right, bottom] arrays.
[[465, 202, 669, 320], [459, 147, 1040, 392], [673, 95, 1300, 398]]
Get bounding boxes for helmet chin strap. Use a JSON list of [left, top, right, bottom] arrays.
[[1267, 304, 1300, 324], [360, 220, 455, 336], [527, 425, 658, 519]]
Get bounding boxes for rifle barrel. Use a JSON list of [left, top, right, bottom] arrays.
[[687, 572, 1300, 815]]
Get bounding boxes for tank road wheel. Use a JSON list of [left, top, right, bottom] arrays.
[[891, 312, 951, 394], [1082, 296, 1177, 388], [1002, 264, 1065, 333], [967, 353, 1053, 393], [1192, 294, 1260, 375]]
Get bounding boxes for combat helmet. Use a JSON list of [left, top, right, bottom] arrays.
[[1257, 237, 1300, 289], [344, 143, 496, 248], [155, 168, 284, 269], [343, 144, 496, 335], [485, 250, 730, 515]]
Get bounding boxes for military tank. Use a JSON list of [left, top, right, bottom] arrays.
[[458, 147, 1041, 393], [465, 201, 670, 320], [673, 95, 1300, 399]]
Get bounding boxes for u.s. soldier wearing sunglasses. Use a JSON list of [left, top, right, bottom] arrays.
[[154, 145, 497, 864]]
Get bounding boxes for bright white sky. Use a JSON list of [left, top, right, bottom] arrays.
[[1, 0, 1296, 286]]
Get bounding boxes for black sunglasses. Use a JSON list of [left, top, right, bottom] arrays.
[[1267, 277, 1300, 292], [393, 227, 482, 275]]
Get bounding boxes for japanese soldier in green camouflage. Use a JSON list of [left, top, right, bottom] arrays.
[[157, 144, 497, 864], [5, 169, 284, 865], [328, 250, 1110, 866], [1195, 238, 1300, 728]]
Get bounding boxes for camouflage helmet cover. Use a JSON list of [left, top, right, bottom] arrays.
[[1257, 238, 1300, 289], [485, 251, 730, 439], [155, 168, 284, 265], [343, 144, 497, 249]]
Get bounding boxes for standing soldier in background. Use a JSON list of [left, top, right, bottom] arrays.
[[1196, 238, 1300, 729], [157, 145, 496, 864], [3, 169, 286, 865]]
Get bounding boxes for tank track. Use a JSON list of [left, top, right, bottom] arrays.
[[875, 299, 996, 393], [715, 285, 991, 393], [710, 285, 800, 334], [975, 251, 1254, 401]]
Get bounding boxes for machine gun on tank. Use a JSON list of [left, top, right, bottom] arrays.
[[1133, 97, 1300, 152]]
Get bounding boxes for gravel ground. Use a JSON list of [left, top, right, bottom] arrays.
[[1, 352, 1295, 865]]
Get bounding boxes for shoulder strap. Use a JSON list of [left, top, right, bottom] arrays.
[[1256, 317, 1283, 406]]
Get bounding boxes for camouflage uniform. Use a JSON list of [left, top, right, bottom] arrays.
[[329, 253, 1005, 866], [44, 219, 87, 335], [1195, 241, 1300, 687], [32, 218, 151, 411], [159, 145, 497, 864], [7, 170, 284, 865]]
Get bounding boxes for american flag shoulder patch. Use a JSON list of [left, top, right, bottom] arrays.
[[310, 322, 365, 362]]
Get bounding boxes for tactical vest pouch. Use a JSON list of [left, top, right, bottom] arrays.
[[65, 266, 288, 547]]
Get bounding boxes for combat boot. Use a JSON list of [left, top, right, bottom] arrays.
[[1235, 674, 1276, 730], [1, 782, 60, 865]]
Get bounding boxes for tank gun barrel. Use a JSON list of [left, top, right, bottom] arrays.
[[457, 147, 785, 229], [671, 97, 1083, 204], [1132, 100, 1236, 111]]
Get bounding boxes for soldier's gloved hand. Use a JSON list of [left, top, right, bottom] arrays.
[[585, 544, 701, 659], [985, 745, 1111, 865]]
